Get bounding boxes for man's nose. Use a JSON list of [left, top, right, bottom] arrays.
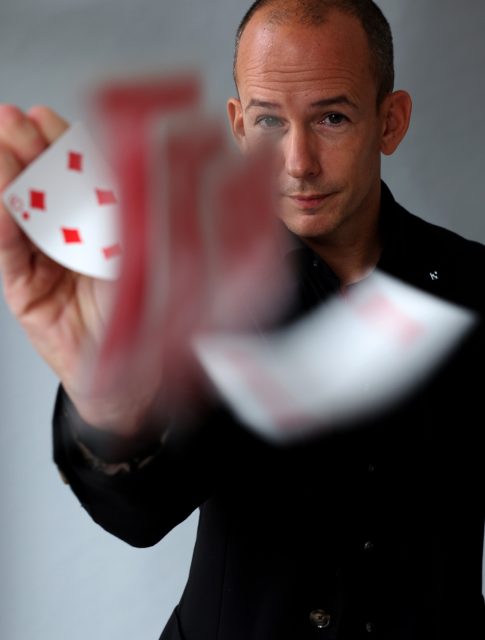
[[284, 127, 321, 180]]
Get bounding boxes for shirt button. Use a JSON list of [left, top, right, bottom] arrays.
[[309, 609, 332, 629], [364, 540, 375, 552], [365, 621, 376, 633]]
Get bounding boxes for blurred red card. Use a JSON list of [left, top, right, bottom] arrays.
[[134, 113, 229, 401], [88, 71, 293, 410], [194, 270, 476, 443], [202, 145, 291, 332], [89, 73, 202, 392]]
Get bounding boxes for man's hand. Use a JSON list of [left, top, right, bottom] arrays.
[[0, 105, 159, 434]]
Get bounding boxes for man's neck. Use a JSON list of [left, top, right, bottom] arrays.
[[301, 218, 383, 290]]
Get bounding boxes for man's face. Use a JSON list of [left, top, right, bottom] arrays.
[[228, 10, 390, 244]]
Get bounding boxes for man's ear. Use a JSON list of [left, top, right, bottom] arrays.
[[227, 97, 247, 151], [380, 90, 413, 156]]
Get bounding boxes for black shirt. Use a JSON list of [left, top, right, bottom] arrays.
[[53, 182, 485, 639]]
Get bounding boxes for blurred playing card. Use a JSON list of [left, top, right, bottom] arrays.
[[91, 74, 203, 390], [80, 69, 292, 408], [2, 121, 121, 280], [144, 111, 229, 337], [193, 270, 477, 443], [96, 112, 230, 400], [94, 101, 292, 405], [201, 142, 291, 331]]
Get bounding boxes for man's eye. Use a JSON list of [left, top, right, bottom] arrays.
[[322, 113, 348, 126], [256, 116, 282, 129]]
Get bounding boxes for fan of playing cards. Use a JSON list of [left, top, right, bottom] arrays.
[[1, 72, 293, 406], [1, 70, 477, 443], [79, 71, 292, 408]]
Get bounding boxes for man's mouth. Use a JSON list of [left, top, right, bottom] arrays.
[[285, 193, 330, 210]]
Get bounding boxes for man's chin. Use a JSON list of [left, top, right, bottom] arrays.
[[279, 208, 338, 240], [282, 214, 332, 239]]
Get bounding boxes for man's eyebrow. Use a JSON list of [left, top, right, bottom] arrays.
[[310, 95, 358, 109], [245, 99, 282, 112], [245, 96, 358, 112]]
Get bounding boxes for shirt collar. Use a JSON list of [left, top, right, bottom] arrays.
[[284, 180, 398, 288]]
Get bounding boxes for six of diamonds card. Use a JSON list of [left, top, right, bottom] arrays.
[[1, 120, 122, 281]]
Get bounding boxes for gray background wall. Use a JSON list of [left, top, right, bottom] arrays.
[[0, 1, 484, 639]]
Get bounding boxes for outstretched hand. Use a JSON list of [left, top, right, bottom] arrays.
[[0, 105, 158, 433]]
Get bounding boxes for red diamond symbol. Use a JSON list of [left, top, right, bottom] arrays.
[[96, 189, 117, 206], [102, 243, 122, 260], [68, 151, 83, 172], [30, 190, 45, 210], [62, 228, 82, 244], [22, 211, 30, 221]]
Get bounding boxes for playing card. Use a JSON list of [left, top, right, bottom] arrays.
[[201, 144, 291, 331], [83, 70, 293, 408], [193, 270, 477, 443], [94, 103, 292, 407], [90, 74, 200, 331], [97, 112, 230, 401], [88, 74, 207, 398], [2, 121, 121, 280], [146, 111, 229, 331]]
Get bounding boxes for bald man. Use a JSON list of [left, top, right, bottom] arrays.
[[1, 1, 485, 639]]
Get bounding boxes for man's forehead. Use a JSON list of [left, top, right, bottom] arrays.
[[236, 10, 372, 82], [236, 13, 373, 104]]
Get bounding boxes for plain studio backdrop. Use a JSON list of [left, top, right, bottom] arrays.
[[0, 1, 484, 638]]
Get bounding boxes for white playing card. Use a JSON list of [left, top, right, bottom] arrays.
[[193, 271, 477, 443], [2, 121, 121, 280]]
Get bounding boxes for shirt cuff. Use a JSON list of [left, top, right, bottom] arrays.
[[54, 385, 167, 474]]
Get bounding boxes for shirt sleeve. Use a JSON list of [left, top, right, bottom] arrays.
[[52, 384, 232, 547]]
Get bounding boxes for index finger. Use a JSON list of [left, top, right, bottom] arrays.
[[0, 143, 33, 283], [0, 106, 69, 286], [27, 105, 70, 144]]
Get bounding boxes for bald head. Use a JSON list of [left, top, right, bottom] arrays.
[[233, 0, 394, 105]]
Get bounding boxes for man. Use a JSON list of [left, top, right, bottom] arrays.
[[0, 1, 484, 639]]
